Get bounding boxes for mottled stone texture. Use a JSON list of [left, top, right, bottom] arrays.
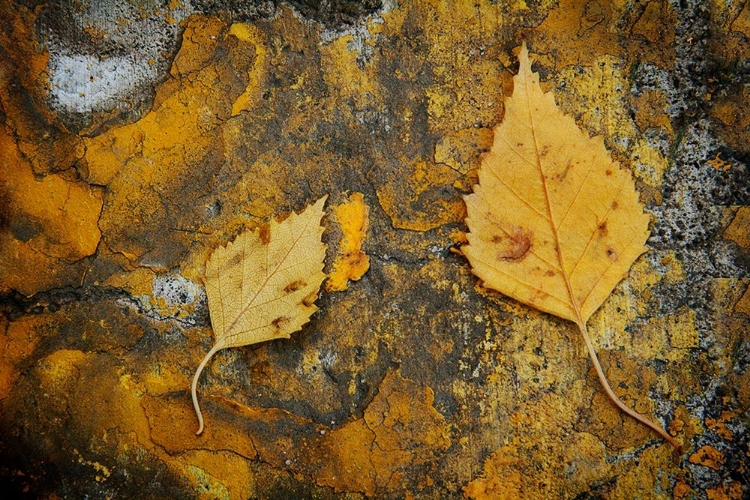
[[1, 0, 748, 498]]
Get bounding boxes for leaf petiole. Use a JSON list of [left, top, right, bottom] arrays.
[[577, 321, 682, 453], [192, 342, 224, 436]]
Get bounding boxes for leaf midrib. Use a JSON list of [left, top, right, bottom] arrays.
[[521, 65, 585, 327]]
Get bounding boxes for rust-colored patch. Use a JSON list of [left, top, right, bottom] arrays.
[[673, 481, 691, 500], [258, 223, 271, 246], [633, 89, 673, 136], [706, 411, 737, 440], [283, 280, 307, 293], [491, 226, 533, 262], [301, 291, 317, 307], [706, 481, 744, 500], [597, 220, 608, 237], [271, 316, 289, 329], [225, 251, 244, 270], [689, 445, 725, 470], [553, 160, 574, 181]]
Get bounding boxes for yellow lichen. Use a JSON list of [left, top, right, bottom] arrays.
[[228, 23, 268, 117], [36, 350, 90, 392], [724, 207, 750, 250], [327, 192, 370, 292], [313, 371, 451, 496], [181, 450, 254, 500], [1, 130, 103, 262]]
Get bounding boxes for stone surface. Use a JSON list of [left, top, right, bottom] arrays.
[[0, 0, 748, 498]]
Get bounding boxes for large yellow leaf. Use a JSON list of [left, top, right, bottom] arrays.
[[192, 196, 327, 434], [463, 43, 680, 450]]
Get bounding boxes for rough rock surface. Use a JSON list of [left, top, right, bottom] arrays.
[[1, 0, 748, 498]]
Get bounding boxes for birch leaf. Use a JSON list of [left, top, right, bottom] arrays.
[[463, 42, 680, 450], [192, 195, 328, 435]]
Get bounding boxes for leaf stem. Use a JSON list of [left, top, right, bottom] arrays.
[[577, 322, 682, 453], [192, 342, 223, 436]]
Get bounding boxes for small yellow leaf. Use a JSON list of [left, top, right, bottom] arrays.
[[192, 196, 327, 434], [463, 43, 680, 450]]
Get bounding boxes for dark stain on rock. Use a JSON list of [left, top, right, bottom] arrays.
[[8, 214, 44, 242]]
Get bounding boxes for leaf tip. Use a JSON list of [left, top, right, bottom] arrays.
[[517, 40, 531, 73], [314, 194, 328, 212]]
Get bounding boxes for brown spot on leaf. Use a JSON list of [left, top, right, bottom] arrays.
[[258, 223, 271, 245], [606, 248, 617, 260], [302, 291, 318, 307], [283, 279, 307, 293], [553, 160, 574, 181], [226, 252, 244, 269], [271, 316, 290, 329], [494, 226, 533, 262], [597, 221, 608, 237], [606, 169, 612, 176], [539, 145, 551, 158], [611, 200, 618, 210], [545, 270, 555, 277]]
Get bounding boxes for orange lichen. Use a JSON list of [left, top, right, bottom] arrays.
[[463, 446, 522, 499], [313, 371, 450, 496], [0, 1, 745, 497], [673, 481, 692, 499], [376, 160, 463, 231], [632, 1, 676, 44], [327, 192, 370, 292], [531, 0, 622, 68], [1, 131, 102, 262], [0, 317, 48, 399], [735, 286, 750, 316], [0, 128, 102, 294], [633, 90, 674, 136], [706, 411, 737, 440], [706, 481, 744, 500], [724, 207, 750, 250], [689, 445, 726, 470], [434, 128, 494, 175]]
